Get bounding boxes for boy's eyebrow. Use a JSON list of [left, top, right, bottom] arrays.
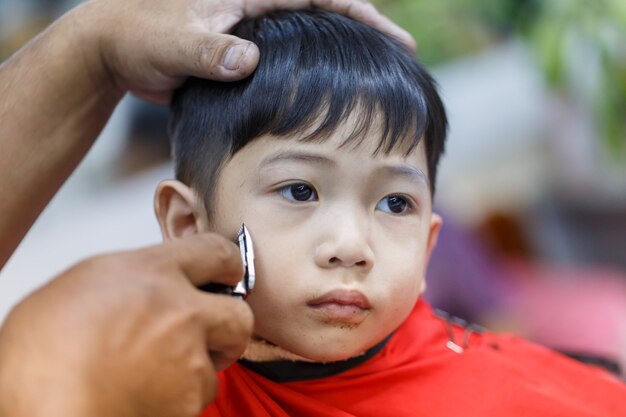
[[259, 151, 337, 168], [259, 151, 429, 188], [379, 165, 430, 189]]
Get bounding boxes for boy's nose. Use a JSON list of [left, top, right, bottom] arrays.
[[314, 218, 375, 273]]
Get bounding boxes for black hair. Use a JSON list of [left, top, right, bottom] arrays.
[[170, 10, 447, 213]]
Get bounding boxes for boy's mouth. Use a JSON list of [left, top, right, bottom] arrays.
[[307, 290, 371, 325]]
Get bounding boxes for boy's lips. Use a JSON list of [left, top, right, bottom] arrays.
[[307, 290, 371, 325]]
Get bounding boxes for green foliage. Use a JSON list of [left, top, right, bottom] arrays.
[[371, 0, 540, 64], [528, 0, 626, 159], [373, 0, 625, 160]]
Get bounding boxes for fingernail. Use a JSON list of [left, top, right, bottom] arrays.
[[223, 43, 249, 71]]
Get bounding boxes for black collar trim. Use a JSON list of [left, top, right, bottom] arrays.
[[238, 333, 393, 382]]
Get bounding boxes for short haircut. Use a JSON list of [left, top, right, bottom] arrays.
[[169, 10, 447, 216]]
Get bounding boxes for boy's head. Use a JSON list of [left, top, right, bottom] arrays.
[[156, 10, 447, 362]]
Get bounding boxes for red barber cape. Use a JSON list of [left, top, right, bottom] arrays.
[[201, 300, 626, 416]]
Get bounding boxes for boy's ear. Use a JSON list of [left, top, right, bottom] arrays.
[[426, 213, 443, 262], [154, 180, 209, 241], [420, 212, 443, 294]]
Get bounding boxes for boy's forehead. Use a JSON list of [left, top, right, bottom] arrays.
[[238, 108, 427, 165], [244, 132, 427, 166], [230, 130, 430, 192]]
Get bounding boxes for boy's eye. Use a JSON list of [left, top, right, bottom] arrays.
[[279, 183, 318, 202], [376, 195, 411, 214]]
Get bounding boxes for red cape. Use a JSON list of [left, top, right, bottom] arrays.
[[202, 300, 626, 416]]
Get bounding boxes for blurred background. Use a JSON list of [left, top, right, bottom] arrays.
[[1, 0, 625, 375]]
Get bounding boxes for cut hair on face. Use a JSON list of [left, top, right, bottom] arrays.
[[169, 10, 448, 214]]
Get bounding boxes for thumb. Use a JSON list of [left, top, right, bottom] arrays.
[[175, 33, 260, 81], [149, 233, 244, 288]]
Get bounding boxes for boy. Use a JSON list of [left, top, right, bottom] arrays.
[[154, 10, 626, 416]]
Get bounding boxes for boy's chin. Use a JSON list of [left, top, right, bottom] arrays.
[[240, 336, 314, 362], [240, 335, 367, 363]]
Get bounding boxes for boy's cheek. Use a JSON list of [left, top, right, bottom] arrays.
[[390, 275, 423, 300], [243, 243, 299, 300]]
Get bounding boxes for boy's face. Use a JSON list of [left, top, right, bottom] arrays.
[[156, 116, 441, 362]]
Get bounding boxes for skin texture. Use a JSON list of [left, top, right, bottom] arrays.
[[156, 116, 441, 362], [0, 0, 415, 416]]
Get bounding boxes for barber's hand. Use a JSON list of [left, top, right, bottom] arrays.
[[0, 234, 253, 417], [76, 0, 415, 104]]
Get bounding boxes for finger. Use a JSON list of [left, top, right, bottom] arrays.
[[362, 5, 417, 51], [195, 293, 254, 369], [156, 233, 244, 287], [244, 0, 312, 16], [171, 32, 260, 81], [243, 0, 415, 51], [310, 0, 416, 51]]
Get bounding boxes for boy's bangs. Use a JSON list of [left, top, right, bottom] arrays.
[[263, 79, 425, 157], [228, 10, 442, 156]]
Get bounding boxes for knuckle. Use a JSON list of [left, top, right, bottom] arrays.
[[191, 38, 229, 74], [314, 0, 333, 8], [343, 1, 366, 19], [207, 307, 230, 333], [207, 300, 253, 343], [362, 2, 377, 15], [362, 3, 381, 22], [206, 235, 240, 269]]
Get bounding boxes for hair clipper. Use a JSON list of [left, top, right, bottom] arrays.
[[198, 224, 255, 300]]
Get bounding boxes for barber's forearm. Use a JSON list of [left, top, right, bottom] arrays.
[[0, 3, 123, 269]]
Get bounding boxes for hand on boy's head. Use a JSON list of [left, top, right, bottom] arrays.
[[75, 0, 414, 104], [0, 233, 253, 417]]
